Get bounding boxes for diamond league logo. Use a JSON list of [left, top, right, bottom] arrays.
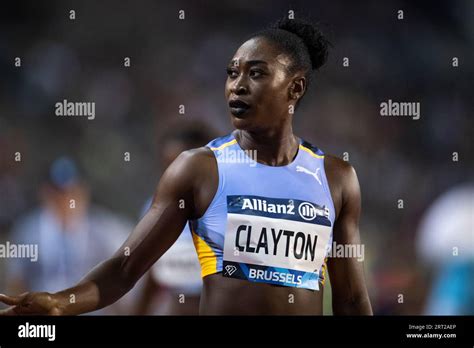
[[224, 265, 237, 276]]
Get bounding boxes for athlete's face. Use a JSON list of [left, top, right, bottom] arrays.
[[225, 37, 306, 131]]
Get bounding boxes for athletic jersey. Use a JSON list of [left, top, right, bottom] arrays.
[[189, 133, 335, 291]]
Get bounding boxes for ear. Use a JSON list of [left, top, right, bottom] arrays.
[[289, 76, 306, 101]]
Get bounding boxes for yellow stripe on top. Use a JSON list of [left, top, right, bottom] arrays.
[[299, 144, 325, 159], [210, 139, 237, 151], [191, 229, 218, 278]]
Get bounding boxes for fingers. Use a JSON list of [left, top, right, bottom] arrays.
[[0, 293, 27, 306], [0, 306, 19, 316], [0, 294, 20, 305], [0, 293, 24, 316]]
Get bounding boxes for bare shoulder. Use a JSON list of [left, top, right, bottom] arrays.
[[170, 146, 218, 218], [169, 146, 216, 176], [324, 154, 357, 182], [177, 146, 215, 162], [181, 146, 215, 158], [323, 154, 360, 219]]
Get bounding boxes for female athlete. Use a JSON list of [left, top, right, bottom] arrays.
[[0, 18, 372, 315]]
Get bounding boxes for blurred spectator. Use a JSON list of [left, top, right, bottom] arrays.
[[5, 156, 136, 314], [416, 183, 474, 315]]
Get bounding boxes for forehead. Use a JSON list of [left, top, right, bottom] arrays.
[[230, 37, 292, 68]]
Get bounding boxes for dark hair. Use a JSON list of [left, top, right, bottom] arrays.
[[250, 17, 330, 91]]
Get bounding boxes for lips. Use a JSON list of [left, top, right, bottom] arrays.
[[229, 99, 250, 108], [228, 99, 250, 117]]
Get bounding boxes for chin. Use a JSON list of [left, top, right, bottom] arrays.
[[230, 115, 252, 130], [229, 109, 255, 130]]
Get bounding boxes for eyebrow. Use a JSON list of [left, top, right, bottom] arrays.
[[229, 59, 268, 67]]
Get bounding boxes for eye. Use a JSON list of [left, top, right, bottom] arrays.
[[226, 68, 239, 78], [250, 69, 265, 78]]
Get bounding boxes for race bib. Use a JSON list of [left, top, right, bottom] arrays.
[[151, 234, 202, 290], [223, 195, 332, 290]]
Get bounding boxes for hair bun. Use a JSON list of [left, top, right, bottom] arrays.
[[273, 17, 329, 70]]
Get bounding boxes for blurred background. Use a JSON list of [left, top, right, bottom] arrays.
[[0, 0, 472, 315]]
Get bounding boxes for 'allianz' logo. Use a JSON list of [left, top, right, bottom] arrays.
[[240, 197, 329, 221], [242, 198, 295, 215]]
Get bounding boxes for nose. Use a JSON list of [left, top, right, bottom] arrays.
[[230, 76, 249, 95]]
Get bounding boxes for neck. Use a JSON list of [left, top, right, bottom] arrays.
[[235, 125, 299, 166]]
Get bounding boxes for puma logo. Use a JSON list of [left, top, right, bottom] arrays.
[[296, 165, 322, 185]]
